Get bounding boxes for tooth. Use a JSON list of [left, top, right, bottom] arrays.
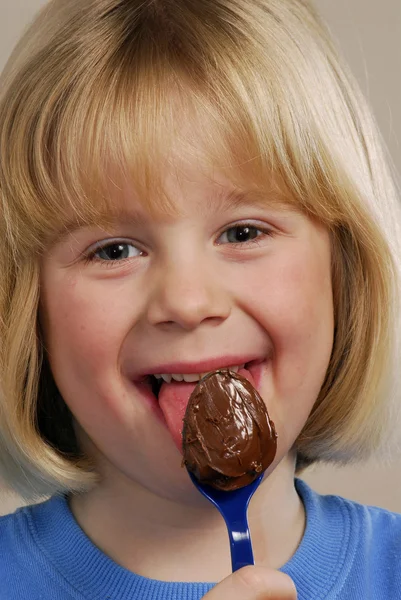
[[201, 372, 211, 378], [230, 366, 239, 373], [183, 374, 201, 382], [171, 374, 184, 382], [161, 374, 172, 383], [154, 374, 163, 379]]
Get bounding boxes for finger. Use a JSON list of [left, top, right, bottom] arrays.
[[203, 565, 297, 600]]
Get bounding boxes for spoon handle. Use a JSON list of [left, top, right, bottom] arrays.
[[220, 506, 254, 572], [188, 472, 263, 572]]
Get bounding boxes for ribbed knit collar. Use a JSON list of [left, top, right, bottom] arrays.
[[24, 479, 357, 600], [283, 480, 358, 599]]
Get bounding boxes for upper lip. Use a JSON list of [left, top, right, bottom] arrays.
[[134, 355, 264, 380]]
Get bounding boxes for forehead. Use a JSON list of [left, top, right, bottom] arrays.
[[54, 130, 296, 232], [57, 167, 293, 245], [111, 157, 290, 212], [52, 72, 300, 224]]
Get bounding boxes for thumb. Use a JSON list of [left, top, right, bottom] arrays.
[[203, 565, 297, 599]]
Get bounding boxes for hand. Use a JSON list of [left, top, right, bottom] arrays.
[[203, 566, 297, 599]]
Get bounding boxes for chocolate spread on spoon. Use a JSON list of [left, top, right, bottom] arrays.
[[182, 370, 277, 491]]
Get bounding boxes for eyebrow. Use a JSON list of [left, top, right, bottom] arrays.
[[203, 187, 289, 216], [54, 187, 286, 243], [208, 189, 249, 212], [207, 188, 271, 212], [52, 210, 148, 244]]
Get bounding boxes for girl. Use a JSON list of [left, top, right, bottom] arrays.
[[1, 1, 400, 598]]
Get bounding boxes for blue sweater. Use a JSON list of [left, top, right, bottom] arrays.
[[1, 479, 401, 599]]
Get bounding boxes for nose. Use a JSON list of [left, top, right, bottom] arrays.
[[146, 256, 231, 330]]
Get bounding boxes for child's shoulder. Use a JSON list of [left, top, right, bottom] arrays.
[[292, 479, 401, 599], [0, 500, 44, 583], [307, 478, 401, 537], [0, 496, 78, 599], [0, 501, 32, 550], [0, 497, 46, 536], [323, 487, 401, 596]]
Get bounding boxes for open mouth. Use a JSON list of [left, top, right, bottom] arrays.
[[146, 360, 260, 400], [139, 358, 265, 451]]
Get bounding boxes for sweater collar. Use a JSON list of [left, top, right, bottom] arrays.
[[26, 479, 356, 600]]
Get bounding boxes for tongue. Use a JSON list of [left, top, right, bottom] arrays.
[[158, 381, 198, 451], [158, 367, 255, 452]]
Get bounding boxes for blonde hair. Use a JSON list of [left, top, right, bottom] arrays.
[[0, 0, 400, 501]]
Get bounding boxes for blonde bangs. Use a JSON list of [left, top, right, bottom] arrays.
[[0, 0, 373, 256]]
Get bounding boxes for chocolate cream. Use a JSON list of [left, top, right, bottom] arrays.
[[182, 370, 277, 491]]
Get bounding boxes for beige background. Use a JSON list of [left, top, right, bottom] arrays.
[[0, 0, 400, 516]]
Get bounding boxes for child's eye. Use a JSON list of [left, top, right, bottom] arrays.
[[217, 224, 272, 245], [84, 241, 143, 264]]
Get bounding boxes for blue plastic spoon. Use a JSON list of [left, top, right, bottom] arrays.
[[188, 471, 264, 572]]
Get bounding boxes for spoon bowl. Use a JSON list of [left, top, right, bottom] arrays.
[[188, 471, 264, 572]]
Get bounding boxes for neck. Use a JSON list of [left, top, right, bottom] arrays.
[[69, 454, 304, 582]]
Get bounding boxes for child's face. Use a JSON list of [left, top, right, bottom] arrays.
[[40, 160, 334, 502]]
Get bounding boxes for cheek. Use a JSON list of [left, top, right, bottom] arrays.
[[40, 274, 143, 442], [244, 248, 332, 337], [244, 247, 334, 454], [40, 273, 132, 385], [271, 257, 333, 358], [239, 244, 334, 394]]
